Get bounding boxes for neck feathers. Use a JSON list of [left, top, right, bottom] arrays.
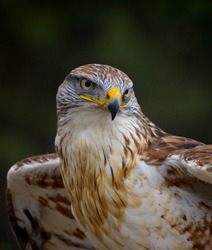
[[55, 109, 165, 241]]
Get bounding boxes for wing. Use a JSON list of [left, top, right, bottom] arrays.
[[138, 135, 212, 248], [181, 144, 212, 184], [141, 135, 212, 184], [7, 153, 94, 250]]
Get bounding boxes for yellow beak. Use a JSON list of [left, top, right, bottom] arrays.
[[106, 87, 121, 120], [106, 87, 122, 103], [80, 87, 125, 120]]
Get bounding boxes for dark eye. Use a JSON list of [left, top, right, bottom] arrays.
[[123, 88, 132, 99], [80, 79, 96, 91]]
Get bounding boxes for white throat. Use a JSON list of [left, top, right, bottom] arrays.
[[56, 107, 146, 183]]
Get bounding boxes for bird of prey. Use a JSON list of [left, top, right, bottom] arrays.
[[7, 64, 212, 250]]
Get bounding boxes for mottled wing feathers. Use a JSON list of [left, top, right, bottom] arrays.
[[181, 145, 212, 184], [7, 154, 94, 250], [141, 135, 212, 184]]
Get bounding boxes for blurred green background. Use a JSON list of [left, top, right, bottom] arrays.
[[0, 1, 211, 249]]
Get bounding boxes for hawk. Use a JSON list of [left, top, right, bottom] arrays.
[[7, 64, 212, 250]]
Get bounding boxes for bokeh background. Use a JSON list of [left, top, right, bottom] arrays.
[[0, 1, 211, 249]]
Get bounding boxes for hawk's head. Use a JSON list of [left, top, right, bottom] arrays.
[[56, 64, 140, 122]]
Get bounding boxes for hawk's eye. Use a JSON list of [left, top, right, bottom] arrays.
[[80, 79, 96, 91], [123, 88, 132, 99]]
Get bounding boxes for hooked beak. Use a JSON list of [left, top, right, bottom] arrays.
[[106, 87, 121, 120], [108, 98, 120, 120], [80, 86, 126, 120]]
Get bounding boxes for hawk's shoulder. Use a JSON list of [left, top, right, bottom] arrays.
[[139, 135, 212, 184]]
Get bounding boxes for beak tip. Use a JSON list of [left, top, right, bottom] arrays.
[[111, 114, 116, 121], [108, 98, 120, 121]]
